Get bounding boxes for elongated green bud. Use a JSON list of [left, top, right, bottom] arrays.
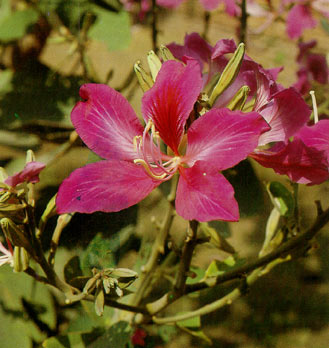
[[208, 43, 245, 107], [134, 61, 154, 92], [13, 246, 29, 272], [38, 194, 57, 237], [160, 45, 175, 61], [26, 149, 36, 163], [147, 50, 162, 81], [227, 85, 250, 111]]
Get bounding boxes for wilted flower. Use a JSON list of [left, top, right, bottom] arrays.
[[56, 58, 269, 222]]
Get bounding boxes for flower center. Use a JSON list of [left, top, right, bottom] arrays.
[[133, 120, 181, 181]]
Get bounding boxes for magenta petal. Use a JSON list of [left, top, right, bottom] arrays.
[[286, 5, 317, 39], [176, 162, 239, 222], [56, 160, 160, 214], [71, 84, 144, 161], [141, 60, 202, 154], [5, 162, 46, 187], [251, 140, 329, 185], [185, 108, 269, 170], [297, 120, 329, 160], [199, 0, 220, 11], [258, 88, 310, 146], [211, 39, 237, 59], [157, 0, 184, 8]]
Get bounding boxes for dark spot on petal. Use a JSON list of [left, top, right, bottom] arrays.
[[76, 196, 81, 201]]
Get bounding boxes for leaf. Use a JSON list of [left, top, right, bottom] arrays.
[[0, 3, 39, 42], [80, 225, 135, 273], [267, 181, 295, 217], [81, 234, 116, 273], [88, 7, 131, 51], [67, 301, 114, 333], [0, 66, 83, 127], [186, 267, 205, 285], [177, 315, 212, 345], [88, 321, 132, 348], [0, 265, 56, 345], [0, 69, 13, 95], [203, 256, 246, 280], [224, 160, 263, 217], [64, 255, 83, 284], [42, 328, 104, 348], [199, 222, 235, 254]]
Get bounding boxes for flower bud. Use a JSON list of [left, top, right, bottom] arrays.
[[147, 50, 162, 81], [134, 61, 154, 92], [209, 43, 245, 106], [227, 85, 250, 111], [13, 246, 29, 272]]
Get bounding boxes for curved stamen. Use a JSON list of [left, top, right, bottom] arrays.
[[134, 120, 182, 181]]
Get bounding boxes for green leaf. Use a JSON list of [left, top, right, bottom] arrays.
[[177, 316, 212, 345], [0, 69, 14, 95], [88, 8, 131, 51], [67, 301, 114, 333], [42, 328, 104, 348], [0, 3, 39, 42], [0, 265, 56, 345], [204, 256, 246, 280], [81, 234, 116, 273], [64, 255, 83, 284], [267, 181, 295, 217], [88, 321, 132, 348], [186, 267, 205, 285], [224, 160, 263, 217], [199, 222, 235, 254]]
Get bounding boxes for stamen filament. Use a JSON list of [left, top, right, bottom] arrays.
[[134, 159, 167, 180], [310, 90, 318, 124], [133, 119, 181, 181]]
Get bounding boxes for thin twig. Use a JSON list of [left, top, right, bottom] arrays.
[[202, 12, 211, 40], [147, 204, 329, 315], [152, 268, 261, 324], [131, 175, 178, 306], [186, 205, 329, 293], [174, 220, 199, 296], [151, 0, 159, 52], [239, 0, 248, 44]]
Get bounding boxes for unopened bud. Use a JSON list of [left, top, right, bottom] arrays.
[[134, 61, 154, 92], [147, 50, 162, 81], [209, 43, 245, 107], [160, 45, 175, 61], [13, 246, 29, 272], [26, 150, 36, 163], [227, 85, 250, 111]]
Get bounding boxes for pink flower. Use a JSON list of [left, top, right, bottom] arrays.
[[282, 0, 329, 39], [167, 33, 327, 185], [3, 162, 45, 188], [56, 60, 268, 222], [293, 40, 329, 95]]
